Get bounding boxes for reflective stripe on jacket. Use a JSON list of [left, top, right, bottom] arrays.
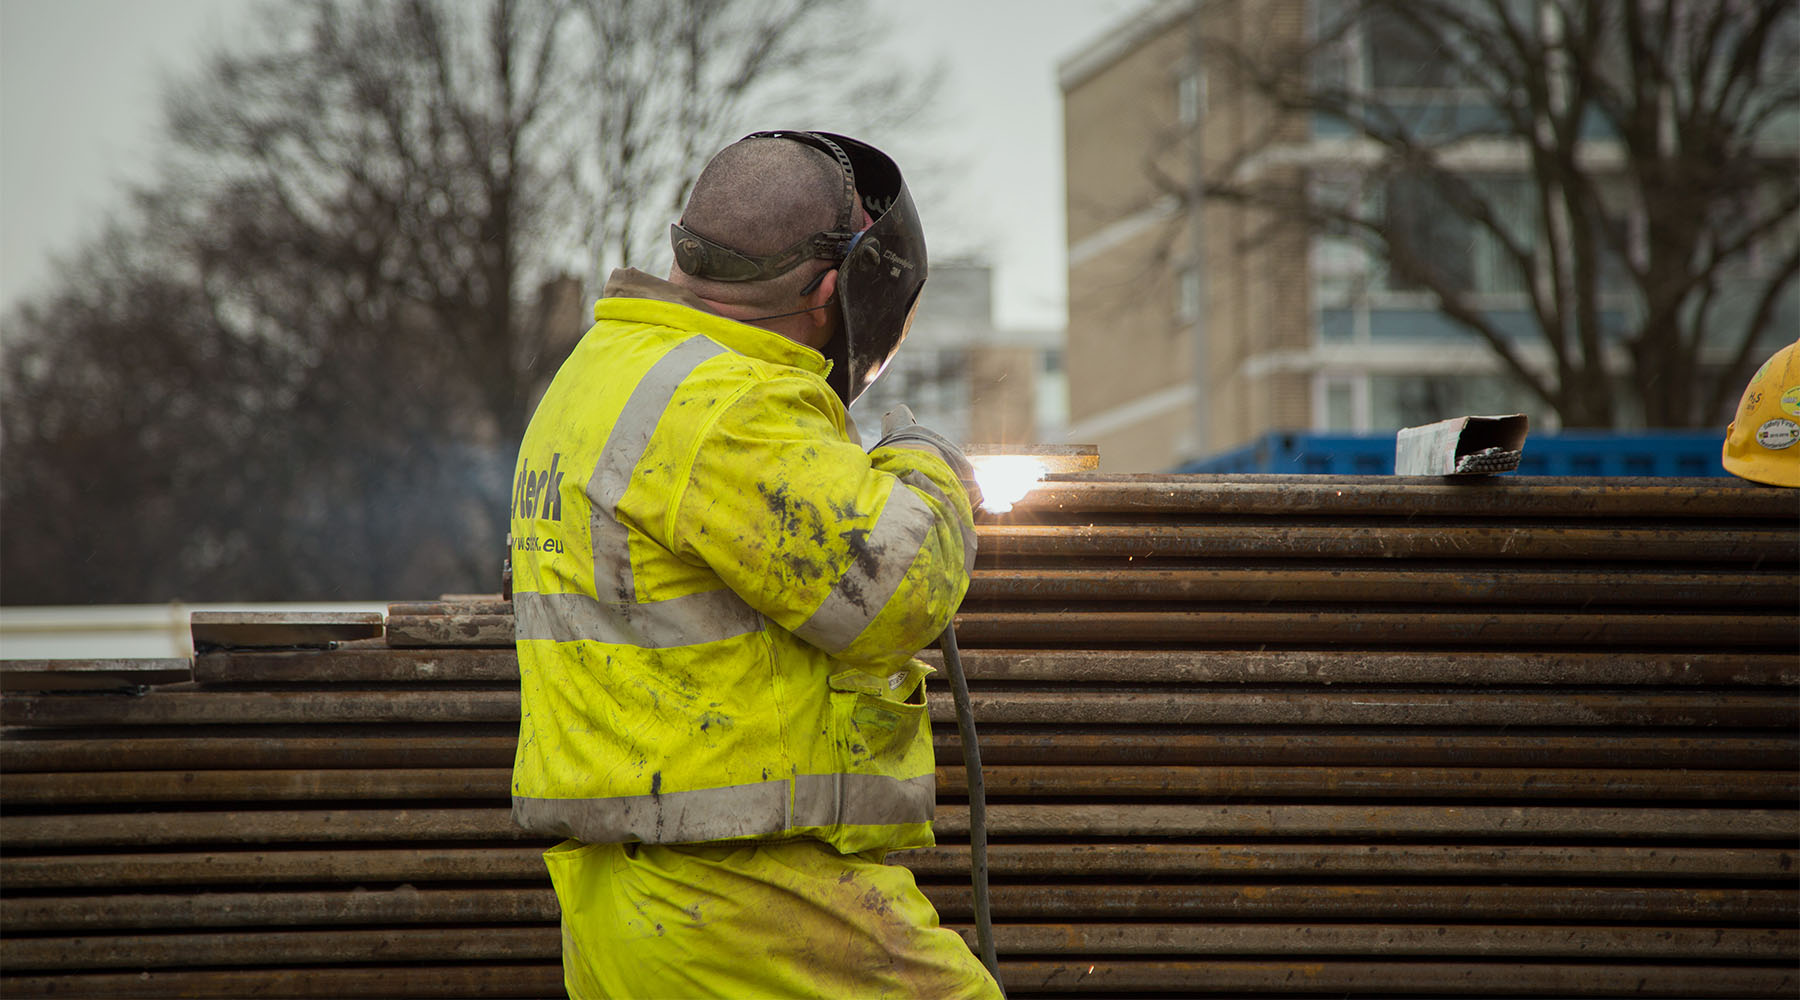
[[509, 269, 976, 856]]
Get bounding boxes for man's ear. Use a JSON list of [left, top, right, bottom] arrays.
[[807, 269, 839, 330]]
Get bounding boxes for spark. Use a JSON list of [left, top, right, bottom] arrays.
[[971, 455, 1047, 514]]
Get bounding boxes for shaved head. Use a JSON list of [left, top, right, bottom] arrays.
[[673, 136, 852, 308]]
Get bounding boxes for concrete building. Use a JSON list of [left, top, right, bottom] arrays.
[[1060, 1, 1302, 470], [1059, 0, 1798, 472]]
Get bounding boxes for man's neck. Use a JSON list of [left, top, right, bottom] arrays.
[[660, 270, 829, 351]]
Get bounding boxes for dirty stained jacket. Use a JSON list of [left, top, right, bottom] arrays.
[[509, 268, 977, 857]]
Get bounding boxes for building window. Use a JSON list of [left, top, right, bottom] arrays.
[[1175, 265, 1202, 324], [1362, 5, 1470, 92], [1177, 67, 1203, 125], [1381, 173, 1474, 293], [1318, 374, 1362, 431], [1311, 175, 1368, 305], [1382, 173, 1534, 296], [1469, 176, 1532, 296], [1368, 372, 1545, 430]]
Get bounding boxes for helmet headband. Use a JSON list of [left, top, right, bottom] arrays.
[[669, 224, 860, 283]]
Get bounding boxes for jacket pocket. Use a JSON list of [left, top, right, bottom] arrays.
[[827, 661, 931, 767]]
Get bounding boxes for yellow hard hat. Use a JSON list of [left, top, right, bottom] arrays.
[[1722, 339, 1800, 487]]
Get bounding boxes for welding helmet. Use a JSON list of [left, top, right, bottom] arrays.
[[670, 130, 927, 405], [1722, 339, 1800, 487]]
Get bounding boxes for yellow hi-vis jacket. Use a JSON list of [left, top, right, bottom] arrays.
[[509, 269, 977, 857]]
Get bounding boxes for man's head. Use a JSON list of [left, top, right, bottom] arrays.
[[668, 130, 928, 405], [669, 135, 862, 322]]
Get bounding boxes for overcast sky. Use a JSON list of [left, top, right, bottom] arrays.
[[0, 0, 1147, 330]]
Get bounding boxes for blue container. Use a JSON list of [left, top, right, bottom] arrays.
[[1175, 430, 1728, 477]]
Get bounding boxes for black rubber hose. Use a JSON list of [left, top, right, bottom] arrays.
[[939, 622, 1002, 992]]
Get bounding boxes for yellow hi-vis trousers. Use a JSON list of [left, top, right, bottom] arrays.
[[544, 838, 1003, 999]]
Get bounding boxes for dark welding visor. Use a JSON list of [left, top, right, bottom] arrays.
[[817, 132, 927, 405]]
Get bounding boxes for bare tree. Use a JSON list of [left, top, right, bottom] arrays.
[[166, 0, 576, 442], [0, 206, 286, 603], [1, 0, 923, 604], [569, 0, 933, 274], [1175, 0, 1798, 428]]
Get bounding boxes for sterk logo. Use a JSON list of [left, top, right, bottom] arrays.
[[514, 453, 565, 521]]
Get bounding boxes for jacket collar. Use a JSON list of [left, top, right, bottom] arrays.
[[598, 268, 831, 378]]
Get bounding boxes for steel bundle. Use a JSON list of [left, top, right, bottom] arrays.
[[1, 474, 1795, 997]]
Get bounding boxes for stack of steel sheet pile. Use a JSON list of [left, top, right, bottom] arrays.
[[1, 474, 1796, 998]]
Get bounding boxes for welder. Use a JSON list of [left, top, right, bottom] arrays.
[[508, 130, 1002, 998]]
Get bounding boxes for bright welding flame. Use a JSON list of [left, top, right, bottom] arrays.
[[971, 455, 1047, 514]]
